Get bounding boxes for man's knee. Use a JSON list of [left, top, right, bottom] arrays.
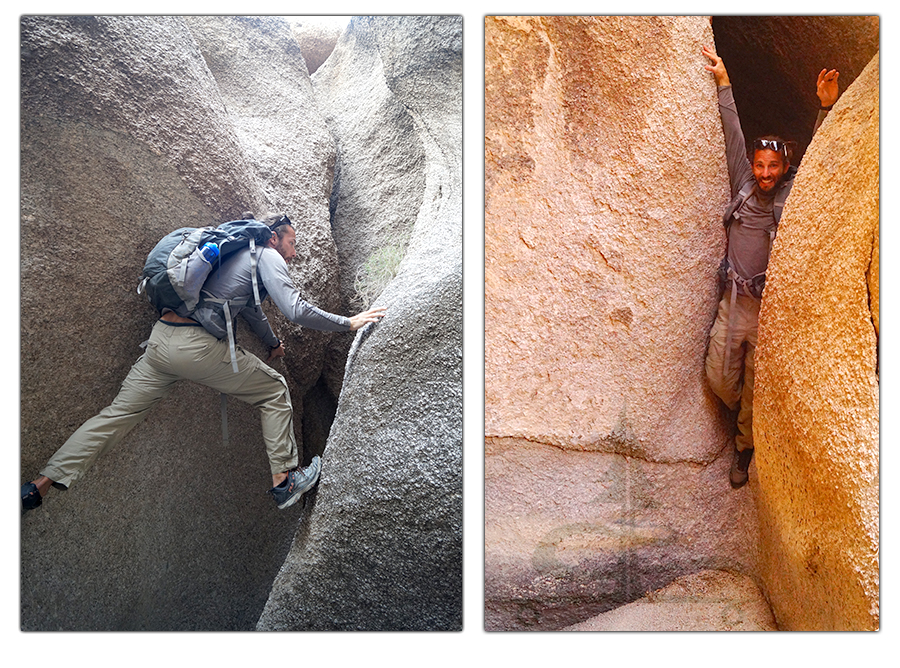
[[247, 363, 293, 409]]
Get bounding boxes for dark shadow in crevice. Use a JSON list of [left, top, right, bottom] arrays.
[[711, 16, 878, 165], [301, 376, 339, 462]]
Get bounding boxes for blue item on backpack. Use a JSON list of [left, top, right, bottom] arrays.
[[137, 219, 272, 316]]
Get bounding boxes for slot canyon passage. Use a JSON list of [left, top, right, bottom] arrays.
[[484, 16, 878, 631], [20, 16, 461, 631]]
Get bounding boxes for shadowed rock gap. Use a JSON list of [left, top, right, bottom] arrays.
[[711, 16, 878, 163]]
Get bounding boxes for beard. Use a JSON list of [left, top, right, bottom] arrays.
[[756, 174, 783, 193]]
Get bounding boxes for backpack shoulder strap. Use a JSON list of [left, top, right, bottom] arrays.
[[723, 181, 756, 226], [772, 166, 798, 224], [249, 238, 261, 307]]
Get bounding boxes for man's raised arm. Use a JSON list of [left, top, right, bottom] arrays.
[[814, 68, 840, 136], [703, 45, 753, 195]]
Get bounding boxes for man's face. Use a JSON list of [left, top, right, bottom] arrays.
[[271, 227, 297, 263], [752, 149, 788, 193]]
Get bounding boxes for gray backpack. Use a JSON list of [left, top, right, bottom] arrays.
[[137, 219, 273, 317]]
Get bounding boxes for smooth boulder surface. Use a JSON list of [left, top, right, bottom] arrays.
[[308, 17, 427, 392], [486, 16, 732, 463], [485, 438, 761, 630], [564, 570, 777, 631], [311, 17, 425, 316]]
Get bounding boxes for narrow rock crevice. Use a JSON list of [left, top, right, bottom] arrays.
[[486, 15, 878, 632]]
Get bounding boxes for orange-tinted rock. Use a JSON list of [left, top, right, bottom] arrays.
[[754, 53, 879, 631], [485, 15, 731, 463], [485, 14, 880, 632], [485, 437, 762, 630], [484, 16, 759, 629]]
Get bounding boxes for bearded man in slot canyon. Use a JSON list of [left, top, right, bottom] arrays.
[[701, 45, 839, 488]]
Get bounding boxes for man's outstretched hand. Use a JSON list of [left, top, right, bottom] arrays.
[[266, 342, 286, 363], [702, 45, 730, 87], [817, 68, 840, 108], [349, 306, 387, 331], [266, 306, 386, 362]]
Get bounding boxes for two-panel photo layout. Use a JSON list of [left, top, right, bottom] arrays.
[[20, 15, 878, 634]]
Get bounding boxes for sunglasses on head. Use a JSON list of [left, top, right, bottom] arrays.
[[753, 139, 787, 156], [270, 214, 292, 230]]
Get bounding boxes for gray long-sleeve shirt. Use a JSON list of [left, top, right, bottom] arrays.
[[718, 84, 779, 283], [718, 85, 829, 286], [193, 245, 351, 347]]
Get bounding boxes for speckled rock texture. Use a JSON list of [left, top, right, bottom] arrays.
[[564, 569, 777, 631], [754, 53, 879, 631], [485, 15, 731, 463], [484, 15, 757, 630], [290, 19, 343, 75], [256, 16, 462, 631], [23, 15, 347, 630]]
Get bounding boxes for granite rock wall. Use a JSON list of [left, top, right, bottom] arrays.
[[754, 52, 880, 632], [484, 14, 879, 631], [484, 15, 753, 630], [20, 14, 461, 632], [20, 15, 320, 631], [257, 16, 462, 631]]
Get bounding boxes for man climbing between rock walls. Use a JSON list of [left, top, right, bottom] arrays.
[[701, 45, 839, 489], [22, 213, 386, 512]]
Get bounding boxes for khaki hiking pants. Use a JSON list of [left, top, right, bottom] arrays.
[[41, 321, 298, 488], [705, 291, 760, 453]]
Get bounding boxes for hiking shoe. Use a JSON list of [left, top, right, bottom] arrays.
[[269, 456, 321, 509], [21, 482, 42, 512], [730, 448, 754, 489]]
